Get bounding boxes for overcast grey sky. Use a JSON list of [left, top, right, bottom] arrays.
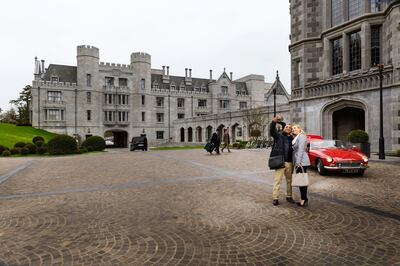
[[0, 0, 290, 111]]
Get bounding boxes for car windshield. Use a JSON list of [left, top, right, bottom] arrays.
[[310, 140, 346, 150]]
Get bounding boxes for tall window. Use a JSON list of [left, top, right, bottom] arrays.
[[86, 92, 91, 104], [371, 0, 382, 12], [295, 60, 301, 88], [156, 113, 164, 123], [141, 95, 145, 106], [348, 0, 362, 20], [221, 86, 228, 95], [219, 100, 230, 109], [105, 77, 114, 86], [239, 102, 247, 110], [47, 91, 62, 102], [332, 37, 343, 75], [141, 112, 145, 122], [156, 131, 164, 139], [371, 25, 381, 66], [332, 0, 343, 26], [141, 79, 146, 90], [87, 110, 91, 121], [156, 97, 164, 107], [177, 98, 185, 108], [86, 74, 92, 86], [349, 31, 361, 71], [198, 99, 207, 107]]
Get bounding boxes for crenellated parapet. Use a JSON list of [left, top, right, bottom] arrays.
[[99, 62, 131, 70], [32, 80, 77, 88], [77, 45, 99, 58], [130, 52, 151, 65]]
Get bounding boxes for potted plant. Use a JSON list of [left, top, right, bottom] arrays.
[[347, 130, 370, 158]]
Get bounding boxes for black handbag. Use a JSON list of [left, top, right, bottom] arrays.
[[268, 142, 285, 169], [268, 155, 285, 169]]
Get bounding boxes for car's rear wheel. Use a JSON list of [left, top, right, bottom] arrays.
[[316, 158, 327, 176]]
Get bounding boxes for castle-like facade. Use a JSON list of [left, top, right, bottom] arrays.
[[31, 46, 283, 146], [289, 0, 400, 152]]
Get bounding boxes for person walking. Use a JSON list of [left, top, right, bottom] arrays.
[[221, 128, 231, 153], [269, 115, 295, 206], [210, 128, 221, 155], [292, 124, 311, 207]]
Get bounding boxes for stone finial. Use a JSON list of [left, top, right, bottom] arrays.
[[276, 70, 280, 80]]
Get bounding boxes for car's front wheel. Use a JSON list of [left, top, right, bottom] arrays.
[[316, 158, 327, 176]]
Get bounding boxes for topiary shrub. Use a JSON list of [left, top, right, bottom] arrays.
[[82, 136, 106, 151], [47, 135, 78, 155], [14, 142, 26, 148], [10, 148, 21, 155], [35, 140, 44, 147], [37, 146, 48, 155], [20, 147, 30, 155], [32, 136, 45, 144], [2, 150, 11, 157], [347, 130, 369, 143], [25, 143, 37, 154], [0, 145, 8, 154]]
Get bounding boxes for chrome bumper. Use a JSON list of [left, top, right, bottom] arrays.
[[325, 165, 368, 170]]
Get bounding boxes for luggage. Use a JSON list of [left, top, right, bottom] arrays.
[[204, 142, 215, 153]]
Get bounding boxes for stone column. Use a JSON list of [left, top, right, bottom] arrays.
[[361, 22, 371, 71], [342, 32, 349, 74], [323, 38, 332, 78]]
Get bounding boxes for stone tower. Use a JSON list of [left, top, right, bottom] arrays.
[[130, 52, 151, 93]]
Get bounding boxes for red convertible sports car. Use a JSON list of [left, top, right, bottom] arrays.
[[307, 138, 369, 176]]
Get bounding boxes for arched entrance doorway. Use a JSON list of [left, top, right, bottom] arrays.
[[206, 126, 213, 141], [188, 127, 193, 142], [332, 107, 365, 141], [196, 127, 203, 142], [321, 99, 368, 140], [231, 123, 239, 142], [104, 130, 128, 148], [180, 127, 185, 142], [217, 124, 225, 140]]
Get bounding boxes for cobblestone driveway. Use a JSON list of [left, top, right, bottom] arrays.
[[0, 149, 399, 265]]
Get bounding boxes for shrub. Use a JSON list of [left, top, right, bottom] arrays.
[[87, 147, 94, 152], [250, 129, 261, 138], [14, 142, 26, 148], [82, 136, 106, 151], [37, 146, 48, 155], [47, 135, 77, 155], [396, 150, 400, 157], [10, 148, 21, 155], [35, 140, 44, 147], [347, 130, 369, 143], [32, 136, 45, 144], [20, 147, 30, 155], [25, 143, 37, 154], [2, 150, 11, 157], [0, 145, 8, 154], [80, 148, 88, 153]]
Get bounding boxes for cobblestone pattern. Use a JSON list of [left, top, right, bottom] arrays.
[[0, 149, 399, 265]]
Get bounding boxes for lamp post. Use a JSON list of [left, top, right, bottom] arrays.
[[377, 64, 385, 160]]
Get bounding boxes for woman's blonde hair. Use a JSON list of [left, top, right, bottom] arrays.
[[292, 124, 305, 135]]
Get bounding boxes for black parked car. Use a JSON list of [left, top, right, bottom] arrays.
[[130, 134, 148, 151]]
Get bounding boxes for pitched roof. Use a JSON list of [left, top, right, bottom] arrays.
[[43, 64, 77, 83], [151, 74, 211, 91]]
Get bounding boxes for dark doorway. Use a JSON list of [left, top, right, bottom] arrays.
[[332, 107, 365, 141], [180, 128, 185, 142], [105, 130, 128, 148], [188, 127, 193, 142], [196, 127, 203, 142], [206, 126, 213, 142]]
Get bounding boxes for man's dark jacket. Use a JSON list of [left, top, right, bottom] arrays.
[[269, 121, 293, 163], [210, 132, 221, 145]]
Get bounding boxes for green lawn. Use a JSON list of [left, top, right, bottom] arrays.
[[0, 123, 57, 148], [151, 145, 204, 151]]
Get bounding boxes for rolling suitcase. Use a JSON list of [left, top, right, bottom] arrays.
[[204, 142, 215, 153]]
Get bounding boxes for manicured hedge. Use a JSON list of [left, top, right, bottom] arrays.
[[82, 136, 106, 151], [14, 142, 26, 148], [47, 135, 77, 155], [25, 143, 37, 154], [347, 130, 369, 143], [32, 136, 45, 144], [2, 150, 11, 157]]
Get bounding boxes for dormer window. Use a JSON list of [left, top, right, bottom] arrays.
[[51, 76, 59, 82], [171, 85, 176, 91]]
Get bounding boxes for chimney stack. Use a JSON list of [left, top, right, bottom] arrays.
[[185, 68, 188, 78], [41, 60, 45, 79], [230, 72, 233, 80], [209, 70, 213, 80], [167, 66, 170, 76], [189, 69, 192, 78], [162, 66, 166, 75]]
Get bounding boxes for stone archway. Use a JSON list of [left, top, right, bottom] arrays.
[[206, 126, 213, 141], [196, 126, 203, 142], [321, 99, 368, 140], [188, 127, 193, 142], [104, 129, 129, 148], [231, 123, 239, 142], [217, 124, 225, 140], [180, 127, 185, 142]]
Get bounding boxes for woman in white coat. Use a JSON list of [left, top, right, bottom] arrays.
[[292, 124, 311, 206]]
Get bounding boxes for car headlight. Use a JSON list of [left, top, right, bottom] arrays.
[[326, 156, 333, 163], [362, 156, 368, 162]]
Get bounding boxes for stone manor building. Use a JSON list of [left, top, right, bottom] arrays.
[[31, 46, 284, 146], [289, 0, 400, 152]]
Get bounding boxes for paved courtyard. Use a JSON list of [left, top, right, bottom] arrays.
[[0, 149, 399, 266]]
